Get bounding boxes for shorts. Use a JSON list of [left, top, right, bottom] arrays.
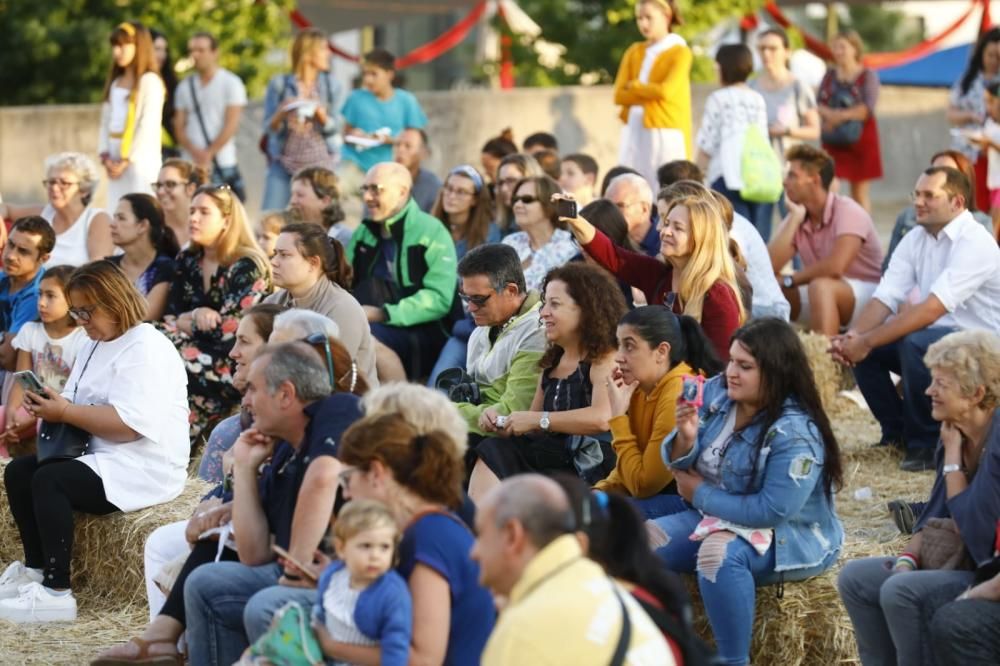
[[796, 277, 878, 329]]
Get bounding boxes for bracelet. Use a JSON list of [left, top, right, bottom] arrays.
[[895, 552, 919, 571]]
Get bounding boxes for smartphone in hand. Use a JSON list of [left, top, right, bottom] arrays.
[[272, 544, 319, 582], [14, 370, 45, 396]]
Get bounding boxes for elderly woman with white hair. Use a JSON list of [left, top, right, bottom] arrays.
[[0, 152, 114, 266], [839, 329, 1000, 666]]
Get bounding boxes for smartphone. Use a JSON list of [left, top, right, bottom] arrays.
[[14, 370, 45, 395], [271, 544, 319, 582], [679, 374, 705, 409], [555, 198, 578, 219]]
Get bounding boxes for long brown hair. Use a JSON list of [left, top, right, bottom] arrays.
[[280, 223, 353, 290], [103, 21, 160, 100], [431, 167, 494, 251]]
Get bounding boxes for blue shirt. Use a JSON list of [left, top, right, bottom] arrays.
[[341, 88, 427, 171], [455, 223, 503, 261], [397, 512, 494, 665], [639, 216, 661, 257], [258, 394, 362, 549], [0, 268, 45, 334]]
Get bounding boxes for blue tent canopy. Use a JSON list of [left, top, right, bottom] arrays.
[[878, 43, 973, 88]]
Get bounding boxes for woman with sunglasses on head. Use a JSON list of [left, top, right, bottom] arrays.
[[98, 21, 165, 211], [264, 223, 378, 387], [153, 157, 209, 249], [0, 261, 189, 625], [501, 176, 579, 292], [432, 165, 500, 261], [107, 193, 179, 321], [159, 185, 272, 441], [0, 152, 114, 267]]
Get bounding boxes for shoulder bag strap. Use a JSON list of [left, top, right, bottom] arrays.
[[188, 77, 224, 178], [70, 341, 100, 403], [609, 583, 633, 666]]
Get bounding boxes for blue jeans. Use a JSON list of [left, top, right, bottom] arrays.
[[853, 326, 955, 451], [184, 561, 282, 666], [630, 493, 688, 519], [712, 177, 775, 242], [653, 508, 838, 665], [262, 161, 292, 211], [837, 556, 974, 666], [243, 584, 316, 644], [426, 336, 469, 389]]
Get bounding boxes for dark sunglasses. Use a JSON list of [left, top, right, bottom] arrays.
[[512, 195, 539, 205], [459, 291, 493, 307], [304, 332, 336, 389]]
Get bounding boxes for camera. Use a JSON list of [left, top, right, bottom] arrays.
[[447, 381, 481, 405], [436, 367, 481, 405], [555, 198, 578, 219]]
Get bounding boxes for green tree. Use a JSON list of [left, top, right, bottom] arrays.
[[0, 0, 293, 106], [799, 5, 925, 54], [488, 0, 764, 87]]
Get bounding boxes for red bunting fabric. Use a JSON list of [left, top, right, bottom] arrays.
[[289, 1, 487, 70]]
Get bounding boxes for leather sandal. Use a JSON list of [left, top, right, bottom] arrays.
[[90, 637, 184, 665]]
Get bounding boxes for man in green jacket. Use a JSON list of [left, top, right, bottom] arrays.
[[348, 162, 458, 381], [451, 244, 546, 441]]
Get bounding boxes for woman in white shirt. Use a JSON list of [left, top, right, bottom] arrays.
[[696, 44, 770, 240], [98, 21, 165, 211], [501, 176, 579, 291], [0, 152, 114, 267], [0, 260, 189, 624]]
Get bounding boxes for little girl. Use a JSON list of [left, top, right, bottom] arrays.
[[1, 265, 89, 455], [312, 499, 412, 666]]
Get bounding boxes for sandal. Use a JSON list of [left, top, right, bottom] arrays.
[[90, 637, 184, 666]]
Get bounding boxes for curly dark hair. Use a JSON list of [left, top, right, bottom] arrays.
[[539, 263, 626, 369]]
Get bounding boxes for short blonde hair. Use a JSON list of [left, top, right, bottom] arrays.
[[44, 152, 100, 206], [925, 330, 1000, 411], [361, 384, 468, 456], [67, 260, 147, 333], [333, 499, 398, 545]]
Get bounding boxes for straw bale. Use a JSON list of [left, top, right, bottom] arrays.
[[0, 472, 209, 608], [0, 604, 146, 665], [796, 330, 848, 412]]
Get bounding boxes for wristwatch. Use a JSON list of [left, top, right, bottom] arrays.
[[942, 463, 963, 475], [539, 411, 551, 431], [782, 275, 795, 289]]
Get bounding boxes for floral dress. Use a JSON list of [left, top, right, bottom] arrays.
[[159, 250, 270, 441]]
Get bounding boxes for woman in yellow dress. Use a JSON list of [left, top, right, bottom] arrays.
[[614, 0, 692, 186]]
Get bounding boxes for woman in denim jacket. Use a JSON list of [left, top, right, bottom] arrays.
[[649, 317, 844, 666]]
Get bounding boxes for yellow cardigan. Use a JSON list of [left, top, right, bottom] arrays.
[[613, 39, 693, 158], [595, 361, 691, 497]]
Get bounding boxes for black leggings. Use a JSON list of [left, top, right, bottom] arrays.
[[158, 539, 238, 625], [4, 455, 119, 589]]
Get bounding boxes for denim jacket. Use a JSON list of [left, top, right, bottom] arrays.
[[661, 375, 844, 572]]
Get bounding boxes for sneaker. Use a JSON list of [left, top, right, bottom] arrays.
[[0, 562, 43, 600], [0, 581, 77, 623], [899, 447, 935, 472]]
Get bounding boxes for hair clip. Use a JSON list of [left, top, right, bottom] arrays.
[[117, 22, 136, 37], [338, 361, 358, 393]]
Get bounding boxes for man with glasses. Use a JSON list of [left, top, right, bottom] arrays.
[[393, 128, 441, 213], [603, 173, 659, 256], [830, 166, 1000, 471], [173, 31, 247, 199], [348, 162, 458, 382], [444, 244, 546, 443], [768, 144, 884, 337], [0, 217, 54, 369]]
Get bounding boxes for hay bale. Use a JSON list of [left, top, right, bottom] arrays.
[[0, 471, 209, 609], [796, 330, 847, 412]]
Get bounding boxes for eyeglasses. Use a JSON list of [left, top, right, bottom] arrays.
[[358, 184, 386, 196], [911, 191, 948, 204], [304, 332, 336, 390], [151, 180, 190, 191], [512, 195, 539, 205], [42, 179, 79, 189], [459, 291, 493, 307], [69, 305, 97, 323], [443, 186, 475, 198]]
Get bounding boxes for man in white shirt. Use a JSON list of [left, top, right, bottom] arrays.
[[174, 31, 248, 199], [830, 167, 1000, 471]]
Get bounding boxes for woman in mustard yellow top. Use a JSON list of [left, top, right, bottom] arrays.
[[614, 0, 692, 186], [596, 306, 723, 519]]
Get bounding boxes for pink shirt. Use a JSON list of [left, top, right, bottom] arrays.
[[793, 193, 884, 283]]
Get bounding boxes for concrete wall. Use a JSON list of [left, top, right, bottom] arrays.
[[0, 84, 950, 219]]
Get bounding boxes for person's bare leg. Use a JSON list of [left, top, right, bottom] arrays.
[[94, 615, 184, 659], [374, 340, 406, 383], [468, 459, 501, 504], [807, 277, 855, 337], [850, 179, 872, 214]]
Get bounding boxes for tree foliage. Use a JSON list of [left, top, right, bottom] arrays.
[[491, 0, 764, 87], [0, 0, 294, 106]]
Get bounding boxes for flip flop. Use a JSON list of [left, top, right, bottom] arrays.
[[90, 637, 184, 665]]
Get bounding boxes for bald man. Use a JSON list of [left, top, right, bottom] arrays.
[[472, 475, 673, 665], [346, 162, 458, 381], [604, 173, 660, 257]]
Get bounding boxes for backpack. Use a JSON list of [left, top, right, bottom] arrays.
[[739, 124, 783, 203], [820, 71, 865, 146]]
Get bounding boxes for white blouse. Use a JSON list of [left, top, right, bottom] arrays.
[[41, 204, 104, 267], [72, 323, 190, 512]]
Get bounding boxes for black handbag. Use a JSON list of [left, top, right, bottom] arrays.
[[37, 342, 99, 463]]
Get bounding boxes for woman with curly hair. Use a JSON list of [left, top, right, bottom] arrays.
[[469, 263, 627, 501]]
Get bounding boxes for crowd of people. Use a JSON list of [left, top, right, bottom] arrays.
[[0, 4, 998, 665]]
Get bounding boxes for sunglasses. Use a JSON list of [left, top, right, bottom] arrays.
[[304, 332, 336, 389], [459, 291, 493, 307], [512, 195, 539, 205], [69, 305, 97, 323]]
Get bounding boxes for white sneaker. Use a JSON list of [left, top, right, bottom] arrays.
[[0, 581, 77, 622], [0, 562, 43, 600]]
